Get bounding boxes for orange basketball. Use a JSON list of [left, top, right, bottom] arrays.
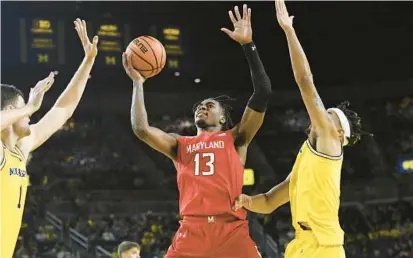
[[125, 36, 167, 78]]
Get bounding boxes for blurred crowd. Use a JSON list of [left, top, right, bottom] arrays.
[[69, 212, 177, 257], [12, 95, 413, 257]]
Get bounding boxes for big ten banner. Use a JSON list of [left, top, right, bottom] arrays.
[[20, 18, 65, 65], [151, 26, 183, 71], [93, 21, 130, 67]]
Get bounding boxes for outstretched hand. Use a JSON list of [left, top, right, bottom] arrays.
[[275, 0, 294, 32], [74, 18, 98, 58], [221, 4, 253, 45], [27, 72, 55, 112]]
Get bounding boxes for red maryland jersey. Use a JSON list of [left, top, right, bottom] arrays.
[[175, 130, 247, 220]]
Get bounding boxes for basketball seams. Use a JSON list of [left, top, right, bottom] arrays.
[[128, 36, 166, 78], [128, 44, 155, 77], [141, 36, 160, 76], [148, 35, 167, 69], [128, 45, 154, 69]]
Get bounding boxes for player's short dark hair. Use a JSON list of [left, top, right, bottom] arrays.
[[118, 241, 140, 257], [193, 95, 235, 131], [1, 84, 24, 110], [336, 101, 372, 146]]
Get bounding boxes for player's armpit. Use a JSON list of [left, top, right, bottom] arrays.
[[232, 107, 265, 147], [133, 126, 179, 161]]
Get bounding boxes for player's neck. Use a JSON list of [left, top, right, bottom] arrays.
[[197, 126, 222, 135], [1, 129, 18, 151]]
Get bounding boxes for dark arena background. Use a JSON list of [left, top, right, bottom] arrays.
[[1, 1, 413, 258]]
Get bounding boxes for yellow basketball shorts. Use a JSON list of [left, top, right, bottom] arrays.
[[284, 231, 345, 258]]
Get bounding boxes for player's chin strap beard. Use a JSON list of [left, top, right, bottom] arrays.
[[329, 108, 351, 146], [195, 119, 214, 130]]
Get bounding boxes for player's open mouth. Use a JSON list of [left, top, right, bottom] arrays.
[[196, 112, 207, 118]]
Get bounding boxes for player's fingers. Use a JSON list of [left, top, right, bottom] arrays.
[[75, 19, 82, 34], [242, 4, 247, 20], [81, 20, 87, 34], [275, 0, 283, 15], [248, 8, 252, 23], [234, 6, 242, 21], [232, 199, 240, 211], [92, 35, 99, 47], [126, 53, 134, 70], [74, 19, 85, 43], [275, 0, 280, 14], [122, 52, 128, 68], [74, 25, 81, 38], [228, 10, 237, 24], [82, 20, 90, 43], [73, 19, 80, 30], [280, 0, 287, 14], [43, 78, 54, 92], [220, 28, 233, 37], [34, 74, 51, 91]]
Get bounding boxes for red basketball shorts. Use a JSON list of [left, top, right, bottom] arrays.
[[165, 214, 262, 258]]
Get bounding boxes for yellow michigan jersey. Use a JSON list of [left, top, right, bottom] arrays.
[[1, 144, 28, 258], [288, 140, 344, 247]]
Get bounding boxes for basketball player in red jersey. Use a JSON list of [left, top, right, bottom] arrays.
[[123, 4, 271, 258]]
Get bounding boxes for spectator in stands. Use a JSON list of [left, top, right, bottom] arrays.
[[118, 241, 141, 258]]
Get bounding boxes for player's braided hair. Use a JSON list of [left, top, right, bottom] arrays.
[[335, 101, 372, 146], [192, 95, 236, 131]]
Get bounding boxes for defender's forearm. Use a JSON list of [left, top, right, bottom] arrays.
[[54, 57, 96, 115], [246, 179, 290, 214], [284, 28, 313, 87]]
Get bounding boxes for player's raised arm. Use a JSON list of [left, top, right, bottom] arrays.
[[221, 4, 272, 146], [275, 0, 334, 135], [18, 19, 98, 154], [123, 53, 178, 161], [233, 173, 291, 214], [1, 74, 54, 131]]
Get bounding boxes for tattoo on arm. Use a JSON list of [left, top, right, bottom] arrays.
[[313, 92, 333, 123]]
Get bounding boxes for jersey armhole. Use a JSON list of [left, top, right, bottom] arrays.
[[14, 145, 26, 161], [0, 151, 5, 170], [305, 139, 343, 161], [175, 135, 185, 162]]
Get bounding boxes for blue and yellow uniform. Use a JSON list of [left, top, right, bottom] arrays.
[[285, 140, 346, 258], [1, 144, 28, 258]]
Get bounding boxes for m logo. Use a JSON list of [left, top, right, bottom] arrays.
[[37, 54, 49, 63], [105, 56, 116, 65], [208, 216, 215, 223]]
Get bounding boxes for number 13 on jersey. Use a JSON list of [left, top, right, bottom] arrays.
[[194, 152, 215, 176]]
